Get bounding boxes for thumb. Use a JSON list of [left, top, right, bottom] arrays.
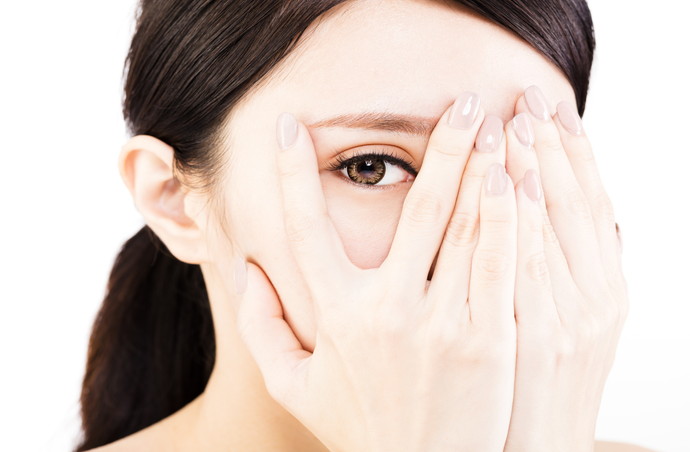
[[235, 259, 311, 406]]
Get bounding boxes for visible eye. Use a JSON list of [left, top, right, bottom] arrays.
[[327, 150, 417, 187]]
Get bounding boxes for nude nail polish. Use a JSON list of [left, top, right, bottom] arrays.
[[447, 91, 481, 130], [557, 101, 584, 135], [485, 163, 508, 195], [524, 85, 550, 121], [512, 113, 534, 147], [277, 112, 298, 150], [523, 169, 542, 202], [476, 115, 504, 153]]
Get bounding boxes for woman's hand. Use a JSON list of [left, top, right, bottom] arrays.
[[502, 86, 628, 451], [237, 93, 518, 452]]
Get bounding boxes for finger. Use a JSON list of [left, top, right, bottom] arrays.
[[382, 92, 484, 298], [553, 101, 621, 277], [467, 163, 517, 327], [514, 172, 561, 326], [504, 113, 573, 298], [275, 112, 352, 302], [427, 115, 507, 319], [516, 86, 606, 291], [236, 261, 310, 411]]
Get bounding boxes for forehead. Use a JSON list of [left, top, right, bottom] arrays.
[[260, 0, 576, 123]]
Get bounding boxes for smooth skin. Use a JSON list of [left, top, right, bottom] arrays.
[[237, 87, 631, 452], [100, 0, 653, 451], [242, 102, 517, 452]]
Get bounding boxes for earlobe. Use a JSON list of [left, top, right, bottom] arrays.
[[119, 135, 209, 264]]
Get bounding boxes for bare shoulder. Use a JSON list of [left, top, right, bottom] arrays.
[[595, 440, 657, 452]]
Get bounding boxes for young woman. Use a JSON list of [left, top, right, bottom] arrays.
[[78, 1, 652, 451]]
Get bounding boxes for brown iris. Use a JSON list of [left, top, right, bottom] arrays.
[[346, 159, 386, 185]]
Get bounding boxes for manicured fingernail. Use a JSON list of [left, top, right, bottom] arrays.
[[524, 85, 550, 121], [485, 163, 508, 195], [556, 101, 584, 135], [476, 115, 504, 153], [447, 91, 481, 130], [523, 169, 542, 202], [276, 112, 298, 150], [234, 256, 247, 295], [512, 113, 534, 147]]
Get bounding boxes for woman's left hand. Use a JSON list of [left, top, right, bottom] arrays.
[[502, 85, 628, 451]]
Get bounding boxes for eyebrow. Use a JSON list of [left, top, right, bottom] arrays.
[[306, 111, 437, 137]]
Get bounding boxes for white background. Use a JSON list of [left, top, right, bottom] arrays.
[[1, 1, 688, 451]]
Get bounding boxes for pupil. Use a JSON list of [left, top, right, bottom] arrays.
[[347, 158, 386, 184]]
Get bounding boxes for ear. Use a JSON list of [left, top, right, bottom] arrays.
[[119, 135, 209, 264]]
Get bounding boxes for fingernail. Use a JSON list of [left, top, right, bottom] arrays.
[[512, 113, 534, 148], [523, 169, 542, 202], [234, 256, 247, 295], [556, 101, 584, 135], [476, 115, 504, 153], [485, 163, 508, 195], [524, 85, 550, 121], [276, 112, 298, 150], [447, 91, 481, 130]]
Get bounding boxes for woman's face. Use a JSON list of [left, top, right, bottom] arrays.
[[207, 0, 576, 349]]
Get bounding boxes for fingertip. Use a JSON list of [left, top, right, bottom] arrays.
[[276, 112, 299, 151], [446, 91, 482, 130], [555, 101, 585, 136]]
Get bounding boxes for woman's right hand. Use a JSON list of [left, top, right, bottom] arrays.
[[236, 93, 518, 452]]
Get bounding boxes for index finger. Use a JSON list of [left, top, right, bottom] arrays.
[[381, 92, 484, 298]]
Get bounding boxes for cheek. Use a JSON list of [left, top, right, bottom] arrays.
[[321, 176, 408, 269]]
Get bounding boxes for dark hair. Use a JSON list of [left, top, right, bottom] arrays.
[[77, 0, 595, 450]]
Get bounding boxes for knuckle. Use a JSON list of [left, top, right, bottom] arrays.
[[427, 142, 466, 160], [537, 132, 565, 154], [284, 214, 318, 244], [571, 317, 602, 348], [557, 305, 619, 361], [525, 252, 549, 286], [374, 308, 409, 339], [552, 334, 579, 361], [553, 187, 593, 222], [474, 249, 511, 282], [479, 215, 516, 239], [277, 158, 302, 180], [467, 336, 514, 366], [401, 190, 444, 227], [426, 321, 463, 357], [445, 210, 479, 248], [523, 214, 544, 235], [461, 168, 488, 186], [593, 191, 616, 223], [541, 216, 559, 244]]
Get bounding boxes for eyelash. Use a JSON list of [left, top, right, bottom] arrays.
[[326, 148, 419, 187]]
